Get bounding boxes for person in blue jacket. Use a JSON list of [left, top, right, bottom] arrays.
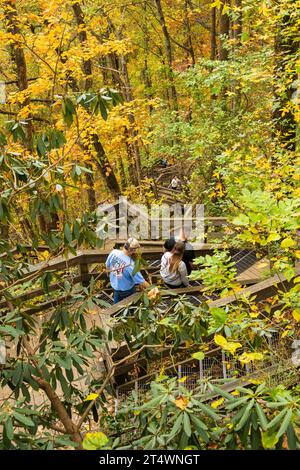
[[106, 237, 149, 303]]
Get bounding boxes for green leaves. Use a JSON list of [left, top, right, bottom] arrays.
[[231, 189, 300, 254], [254, 402, 268, 431], [4, 418, 14, 440], [6, 121, 26, 142], [235, 399, 255, 431], [0, 130, 7, 146], [71, 164, 93, 183], [63, 89, 122, 127], [13, 411, 35, 427], [232, 214, 249, 226], [261, 430, 279, 449], [62, 97, 76, 127], [0, 198, 10, 222], [64, 223, 72, 244], [190, 250, 237, 295], [266, 407, 289, 430], [36, 130, 66, 156], [183, 412, 191, 437], [276, 408, 293, 438], [41, 272, 52, 294]]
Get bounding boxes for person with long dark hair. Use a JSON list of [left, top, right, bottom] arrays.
[[163, 230, 195, 275], [160, 241, 190, 288]]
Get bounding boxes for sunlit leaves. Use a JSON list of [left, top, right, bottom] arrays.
[[238, 352, 264, 364], [82, 432, 109, 450], [214, 334, 242, 354]]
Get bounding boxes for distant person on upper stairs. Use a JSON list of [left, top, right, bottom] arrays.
[[169, 176, 181, 191], [161, 158, 168, 168]]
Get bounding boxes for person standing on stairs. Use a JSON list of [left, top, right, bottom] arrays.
[[169, 176, 181, 191], [160, 241, 190, 288], [163, 229, 195, 275], [106, 238, 149, 303]]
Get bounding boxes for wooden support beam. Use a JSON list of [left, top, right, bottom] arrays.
[[79, 262, 89, 287]]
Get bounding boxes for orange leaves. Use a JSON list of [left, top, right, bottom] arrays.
[[147, 286, 161, 302], [174, 395, 189, 410]]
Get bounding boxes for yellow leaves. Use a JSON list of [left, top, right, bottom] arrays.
[[178, 376, 187, 383], [281, 238, 296, 249], [211, 397, 224, 409], [266, 232, 280, 243], [281, 105, 293, 117], [210, 0, 224, 10], [17, 105, 32, 120], [39, 250, 50, 261], [214, 334, 242, 355], [82, 431, 108, 450], [293, 188, 300, 198], [249, 304, 260, 318], [281, 326, 293, 338], [292, 310, 300, 322], [248, 379, 262, 385], [84, 393, 99, 402], [238, 352, 264, 364], [85, 309, 97, 315], [174, 396, 189, 410], [258, 1, 270, 16]]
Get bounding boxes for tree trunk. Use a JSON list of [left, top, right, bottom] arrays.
[[36, 376, 83, 448], [231, 0, 243, 110], [184, 0, 195, 65], [154, 0, 178, 110], [210, 7, 217, 60], [72, 3, 120, 197], [233, 0, 243, 44], [141, 2, 153, 113], [3, 0, 33, 149], [94, 10, 142, 185], [273, 11, 299, 151], [219, 0, 230, 61], [85, 163, 97, 212], [117, 155, 127, 190], [92, 134, 120, 197], [119, 54, 142, 184], [21, 337, 83, 449], [72, 2, 93, 90], [3, 1, 57, 236]]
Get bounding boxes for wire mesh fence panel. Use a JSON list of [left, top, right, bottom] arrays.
[[201, 356, 224, 381], [185, 296, 202, 307], [97, 291, 114, 305], [180, 364, 200, 390], [268, 331, 281, 350], [148, 259, 161, 268], [232, 250, 257, 274]]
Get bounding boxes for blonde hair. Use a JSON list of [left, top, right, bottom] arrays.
[[169, 241, 185, 273]]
